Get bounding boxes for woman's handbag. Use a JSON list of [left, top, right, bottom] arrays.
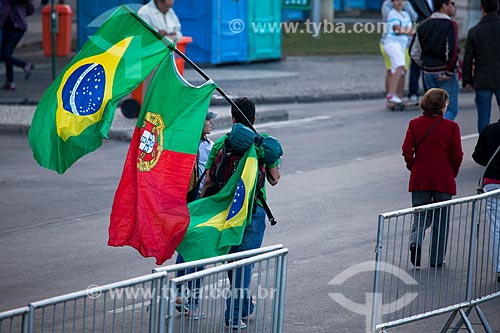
[[477, 145, 500, 194]]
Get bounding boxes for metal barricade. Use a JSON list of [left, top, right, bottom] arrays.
[[27, 272, 166, 333], [372, 189, 500, 332], [0, 245, 287, 333], [164, 248, 288, 333], [0, 307, 29, 333]]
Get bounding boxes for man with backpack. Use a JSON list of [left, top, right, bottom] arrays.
[[201, 97, 282, 330]]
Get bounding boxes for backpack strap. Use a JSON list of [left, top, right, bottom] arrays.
[[257, 190, 277, 226]]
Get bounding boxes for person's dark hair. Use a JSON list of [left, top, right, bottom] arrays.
[[433, 0, 450, 11], [420, 88, 449, 116], [481, 0, 499, 13], [231, 97, 255, 125]]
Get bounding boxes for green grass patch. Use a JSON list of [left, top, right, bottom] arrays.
[[282, 22, 382, 56]]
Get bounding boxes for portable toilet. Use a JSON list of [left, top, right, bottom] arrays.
[[76, 0, 145, 50], [366, 0, 382, 10], [247, 0, 282, 62], [174, 0, 248, 65]]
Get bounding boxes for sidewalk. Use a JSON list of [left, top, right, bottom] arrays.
[[0, 1, 388, 139]]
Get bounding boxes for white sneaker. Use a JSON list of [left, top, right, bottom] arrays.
[[225, 320, 247, 330], [389, 96, 402, 104], [409, 95, 418, 101]]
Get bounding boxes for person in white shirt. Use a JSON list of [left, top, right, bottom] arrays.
[[380, 0, 417, 102], [138, 0, 182, 42], [383, 0, 415, 104]]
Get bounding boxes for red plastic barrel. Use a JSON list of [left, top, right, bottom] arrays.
[[42, 4, 73, 57], [129, 36, 193, 111]]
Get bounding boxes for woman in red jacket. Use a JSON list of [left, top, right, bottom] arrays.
[[402, 88, 463, 267]]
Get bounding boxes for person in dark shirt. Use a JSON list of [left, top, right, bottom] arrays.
[[410, 0, 460, 120], [472, 119, 500, 282], [0, 0, 35, 91], [462, 0, 500, 133], [407, 0, 433, 100]]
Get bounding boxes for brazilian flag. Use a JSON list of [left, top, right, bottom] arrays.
[[177, 146, 259, 262], [29, 6, 171, 174]]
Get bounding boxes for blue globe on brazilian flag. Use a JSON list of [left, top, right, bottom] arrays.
[[29, 6, 171, 174]]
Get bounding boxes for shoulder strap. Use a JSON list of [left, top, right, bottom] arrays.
[[479, 144, 500, 182], [414, 117, 444, 154], [257, 190, 277, 226]]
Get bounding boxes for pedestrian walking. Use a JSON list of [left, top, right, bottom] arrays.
[[410, 0, 460, 120], [0, 0, 35, 91], [174, 110, 219, 321], [462, 0, 500, 133], [407, 0, 433, 100], [201, 97, 282, 330], [472, 118, 500, 283], [402, 88, 463, 267]]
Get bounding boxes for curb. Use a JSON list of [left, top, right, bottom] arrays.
[[108, 108, 289, 142]]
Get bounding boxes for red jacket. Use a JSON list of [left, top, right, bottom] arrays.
[[402, 115, 463, 195]]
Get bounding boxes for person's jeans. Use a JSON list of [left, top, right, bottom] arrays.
[[484, 184, 500, 273], [0, 28, 26, 83], [409, 60, 421, 97], [475, 89, 500, 133], [423, 72, 459, 120], [225, 205, 266, 325], [410, 191, 451, 265], [175, 254, 204, 309]]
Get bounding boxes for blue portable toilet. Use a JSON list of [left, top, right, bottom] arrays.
[[174, 0, 247, 65], [282, 9, 308, 21], [247, 0, 281, 62], [77, 0, 145, 50], [366, 0, 382, 10], [334, 0, 367, 11]]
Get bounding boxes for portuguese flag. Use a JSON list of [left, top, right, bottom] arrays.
[[177, 146, 259, 262], [28, 6, 170, 174], [108, 54, 217, 265]]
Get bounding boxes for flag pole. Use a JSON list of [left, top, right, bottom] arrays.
[[171, 46, 258, 135]]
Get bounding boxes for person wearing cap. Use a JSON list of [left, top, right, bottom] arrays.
[[172, 110, 217, 320], [197, 110, 217, 193], [138, 0, 182, 42]]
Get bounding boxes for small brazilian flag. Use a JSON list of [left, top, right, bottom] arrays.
[[28, 6, 171, 174], [176, 146, 259, 262]]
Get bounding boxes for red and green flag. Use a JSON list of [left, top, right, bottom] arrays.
[[176, 146, 259, 262], [28, 6, 171, 174], [108, 54, 217, 265]]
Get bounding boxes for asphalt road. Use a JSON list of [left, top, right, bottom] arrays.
[[1, 94, 499, 332]]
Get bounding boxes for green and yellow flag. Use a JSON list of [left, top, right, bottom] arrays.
[[29, 6, 171, 174], [177, 146, 259, 262]]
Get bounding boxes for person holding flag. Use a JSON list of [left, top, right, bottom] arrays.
[[200, 97, 282, 330]]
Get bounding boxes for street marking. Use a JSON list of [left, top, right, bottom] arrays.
[[461, 133, 479, 141], [210, 115, 331, 136]]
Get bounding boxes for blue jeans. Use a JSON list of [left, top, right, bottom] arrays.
[[423, 73, 459, 120], [225, 205, 266, 325], [410, 191, 451, 265], [175, 254, 204, 309], [475, 89, 500, 133], [484, 184, 500, 272], [409, 60, 421, 97]]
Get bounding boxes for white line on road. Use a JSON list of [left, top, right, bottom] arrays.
[[461, 133, 479, 141], [210, 115, 331, 136]]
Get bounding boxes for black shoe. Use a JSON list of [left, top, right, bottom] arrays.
[[430, 262, 445, 268], [410, 243, 421, 267], [1, 82, 16, 90], [497, 272, 500, 282]]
